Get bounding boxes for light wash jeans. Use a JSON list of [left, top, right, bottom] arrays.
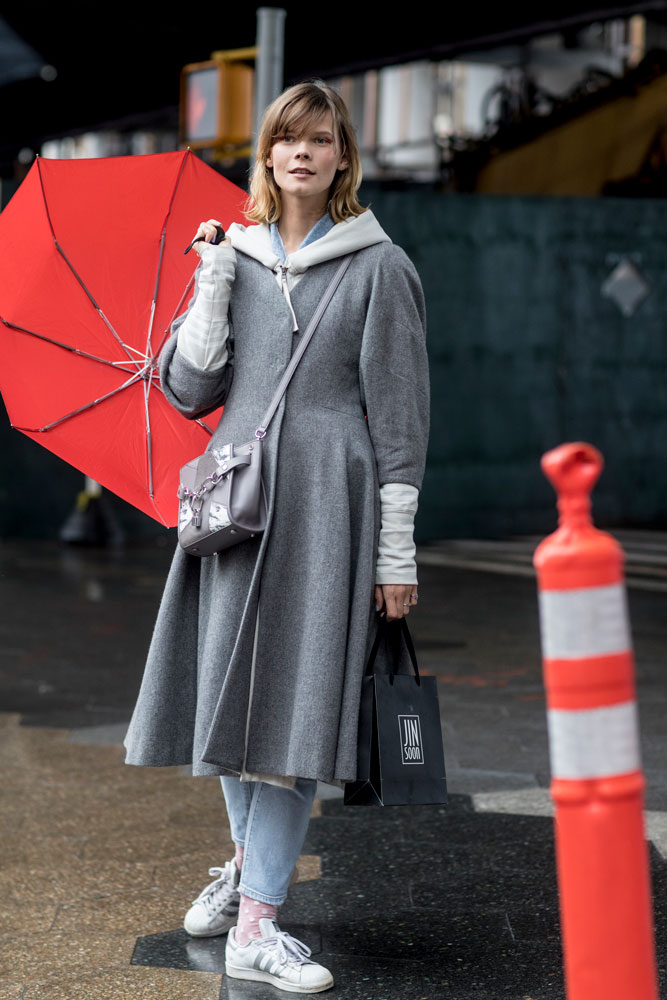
[[220, 776, 318, 905]]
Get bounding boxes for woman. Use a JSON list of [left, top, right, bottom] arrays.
[[124, 80, 429, 993]]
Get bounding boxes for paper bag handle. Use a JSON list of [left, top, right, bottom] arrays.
[[365, 618, 421, 684]]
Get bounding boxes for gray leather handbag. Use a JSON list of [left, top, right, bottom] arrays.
[[177, 253, 354, 556]]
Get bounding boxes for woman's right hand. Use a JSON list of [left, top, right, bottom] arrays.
[[193, 218, 232, 256], [374, 583, 418, 621]]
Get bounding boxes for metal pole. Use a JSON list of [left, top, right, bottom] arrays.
[[253, 7, 286, 162]]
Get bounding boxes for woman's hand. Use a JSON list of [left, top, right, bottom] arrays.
[[374, 584, 418, 621], [192, 218, 232, 256]]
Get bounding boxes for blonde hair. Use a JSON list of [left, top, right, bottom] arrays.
[[245, 80, 366, 224]]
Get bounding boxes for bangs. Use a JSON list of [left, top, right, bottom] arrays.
[[272, 95, 340, 144]]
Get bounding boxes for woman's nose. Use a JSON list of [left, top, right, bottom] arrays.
[[294, 142, 310, 158]]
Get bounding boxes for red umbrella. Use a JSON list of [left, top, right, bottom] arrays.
[[0, 149, 247, 525]]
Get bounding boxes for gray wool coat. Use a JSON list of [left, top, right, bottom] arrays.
[[124, 241, 430, 783]]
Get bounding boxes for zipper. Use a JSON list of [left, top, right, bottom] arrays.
[[278, 263, 299, 332]]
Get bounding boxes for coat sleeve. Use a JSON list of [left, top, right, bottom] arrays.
[[359, 245, 430, 490], [158, 260, 234, 421]]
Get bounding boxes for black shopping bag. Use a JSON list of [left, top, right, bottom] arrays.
[[344, 618, 447, 806]]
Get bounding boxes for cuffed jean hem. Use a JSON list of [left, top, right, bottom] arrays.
[[238, 883, 289, 906], [220, 775, 317, 902]]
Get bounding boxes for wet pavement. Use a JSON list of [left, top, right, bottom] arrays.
[[1, 533, 667, 999]]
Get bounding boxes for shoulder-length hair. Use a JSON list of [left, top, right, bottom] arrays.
[[245, 80, 366, 225]]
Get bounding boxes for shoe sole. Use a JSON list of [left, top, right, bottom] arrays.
[[184, 916, 237, 938], [225, 962, 334, 993]]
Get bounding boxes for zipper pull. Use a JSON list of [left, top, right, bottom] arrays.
[[279, 263, 299, 333]]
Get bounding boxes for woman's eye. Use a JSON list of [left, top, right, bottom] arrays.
[[315, 137, 332, 144]]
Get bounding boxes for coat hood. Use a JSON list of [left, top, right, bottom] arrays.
[[227, 210, 392, 275]]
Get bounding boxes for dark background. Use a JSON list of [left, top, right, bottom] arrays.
[[3, 2, 667, 541], [2, 3, 663, 173]]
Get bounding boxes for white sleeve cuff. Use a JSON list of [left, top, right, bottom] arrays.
[[176, 244, 236, 371], [375, 483, 419, 585]]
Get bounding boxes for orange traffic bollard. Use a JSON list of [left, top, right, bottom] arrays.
[[533, 442, 658, 1000]]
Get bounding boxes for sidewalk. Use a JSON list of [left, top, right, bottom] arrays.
[[0, 535, 666, 999]]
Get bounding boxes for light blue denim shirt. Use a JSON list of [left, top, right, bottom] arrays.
[[269, 212, 335, 263]]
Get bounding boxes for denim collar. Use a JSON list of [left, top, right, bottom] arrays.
[[269, 212, 335, 263]]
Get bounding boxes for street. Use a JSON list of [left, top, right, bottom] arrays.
[[0, 533, 666, 998]]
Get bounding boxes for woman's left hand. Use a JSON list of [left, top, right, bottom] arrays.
[[192, 218, 232, 256], [374, 584, 418, 621]]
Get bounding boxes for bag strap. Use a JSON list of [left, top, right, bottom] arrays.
[[365, 617, 421, 684], [254, 253, 355, 439]]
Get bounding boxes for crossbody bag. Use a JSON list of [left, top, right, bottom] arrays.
[[177, 252, 354, 556]]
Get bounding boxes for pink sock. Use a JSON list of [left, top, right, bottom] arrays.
[[235, 892, 278, 946], [234, 843, 245, 873]]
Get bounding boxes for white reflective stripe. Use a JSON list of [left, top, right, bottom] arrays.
[[547, 701, 641, 779], [539, 584, 630, 660]]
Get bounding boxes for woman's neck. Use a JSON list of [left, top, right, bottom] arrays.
[[277, 197, 328, 256]]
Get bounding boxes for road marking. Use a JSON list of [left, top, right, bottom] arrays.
[[471, 788, 667, 858], [417, 548, 667, 592]]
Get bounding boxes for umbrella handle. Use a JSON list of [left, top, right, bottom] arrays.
[[183, 224, 226, 255]]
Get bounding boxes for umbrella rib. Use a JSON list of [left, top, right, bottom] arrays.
[[195, 418, 215, 435], [12, 371, 144, 433], [145, 148, 191, 360], [143, 377, 155, 499], [145, 299, 158, 362], [0, 316, 140, 376], [149, 378, 214, 436], [36, 156, 143, 371]]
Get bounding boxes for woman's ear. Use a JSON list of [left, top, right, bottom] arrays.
[[266, 154, 273, 169], [338, 152, 349, 171]]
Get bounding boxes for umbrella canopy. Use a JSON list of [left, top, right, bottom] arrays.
[[0, 149, 247, 525]]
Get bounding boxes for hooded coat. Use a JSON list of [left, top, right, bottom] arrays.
[[124, 211, 430, 784]]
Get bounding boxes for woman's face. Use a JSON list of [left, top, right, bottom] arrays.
[[266, 112, 348, 207]]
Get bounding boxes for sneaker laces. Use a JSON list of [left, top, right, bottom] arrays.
[[260, 929, 315, 967], [191, 862, 237, 911]]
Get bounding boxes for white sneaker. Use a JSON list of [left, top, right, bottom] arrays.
[[183, 859, 241, 937], [225, 917, 334, 994]]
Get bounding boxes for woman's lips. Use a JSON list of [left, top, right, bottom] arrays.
[[290, 168, 314, 175]]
